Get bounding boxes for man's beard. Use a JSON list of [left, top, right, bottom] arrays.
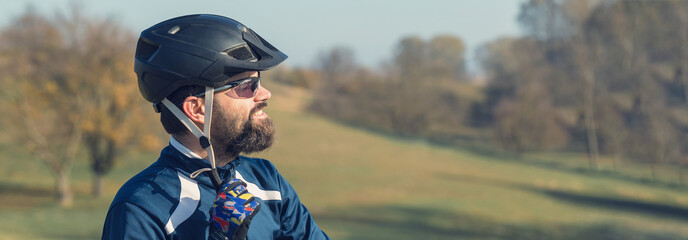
[[211, 102, 275, 156]]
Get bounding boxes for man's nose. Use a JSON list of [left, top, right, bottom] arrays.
[[254, 85, 271, 102]]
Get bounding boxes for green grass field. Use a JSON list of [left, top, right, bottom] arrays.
[[1, 82, 688, 239]]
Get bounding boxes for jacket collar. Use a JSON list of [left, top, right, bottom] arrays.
[[170, 136, 203, 159], [162, 137, 241, 189]]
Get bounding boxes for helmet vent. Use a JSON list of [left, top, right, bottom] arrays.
[[223, 44, 257, 61], [168, 25, 181, 34], [135, 38, 159, 61]]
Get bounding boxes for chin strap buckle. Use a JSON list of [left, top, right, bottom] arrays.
[[199, 136, 211, 149]]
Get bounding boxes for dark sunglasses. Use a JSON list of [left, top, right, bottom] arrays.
[[194, 77, 261, 99]]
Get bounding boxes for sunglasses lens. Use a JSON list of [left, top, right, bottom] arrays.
[[234, 78, 260, 98]]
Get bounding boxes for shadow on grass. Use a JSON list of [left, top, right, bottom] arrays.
[[0, 181, 54, 210], [535, 187, 688, 221], [442, 173, 688, 221], [450, 144, 688, 193], [316, 204, 686, 240], [517, 156, 688, 192]]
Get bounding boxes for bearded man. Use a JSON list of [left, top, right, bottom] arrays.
[[102, 14, 330, 240]]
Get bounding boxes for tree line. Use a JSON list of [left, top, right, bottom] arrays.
[[482, 0, 688, 178], [293, 0, 688, 183]]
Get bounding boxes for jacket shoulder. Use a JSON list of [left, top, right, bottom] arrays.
[[110, 161, 180, 216]]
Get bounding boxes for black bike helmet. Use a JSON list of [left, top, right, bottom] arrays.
[[134, 14, 287, 104]]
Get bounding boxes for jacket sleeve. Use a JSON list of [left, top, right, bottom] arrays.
[[102, 202, 167, 240], [278, 173, 330, 240]]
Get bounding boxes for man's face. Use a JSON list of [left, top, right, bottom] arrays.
[[209, 71, 275, 155]]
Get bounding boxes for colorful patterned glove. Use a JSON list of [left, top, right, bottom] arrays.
[[209, 178, 261, 240]]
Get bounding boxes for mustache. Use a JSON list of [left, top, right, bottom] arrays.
[[250, 102, 268, 115]]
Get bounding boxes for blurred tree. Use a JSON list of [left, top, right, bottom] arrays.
[[310, 39, 471, 142], [476, 37, 525, 127], [518, 0, 578, 41], [513, 0, 605, 165], [388, 35, 468, 136], [493, 95, 568, 153], [73, 15, 152, 197], [0, 7, 157, 202], [479, 35, 569, 153], [315, 45, 357, 85], [394, 35, 467, 83], [427, 35, 466, 81], [673, 2, 688, 105], [593, 93, 626, 171], [269, 66, 320, 89], [591, 1, 683, 175], [0, 9, 82, 206], [394, 36, 426, 82], [474, 37, 519, 128], [510, 0, 688, 174], [574, 15, 600, 169], [311, 46, 360, 117]]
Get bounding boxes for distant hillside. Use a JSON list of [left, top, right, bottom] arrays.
[[0, 80, 687, 239]]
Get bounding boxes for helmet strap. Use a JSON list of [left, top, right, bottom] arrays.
[[160, 87, 223, 189]]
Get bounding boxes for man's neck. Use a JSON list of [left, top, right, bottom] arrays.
[[172, 133, 237, 167]]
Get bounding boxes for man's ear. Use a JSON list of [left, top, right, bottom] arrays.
[[181, 96, 205, 124]]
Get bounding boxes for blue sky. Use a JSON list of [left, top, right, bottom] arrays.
[[0, 0, 523, 73]]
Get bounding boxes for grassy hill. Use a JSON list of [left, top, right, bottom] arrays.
[[0, 81, 688, 239]]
